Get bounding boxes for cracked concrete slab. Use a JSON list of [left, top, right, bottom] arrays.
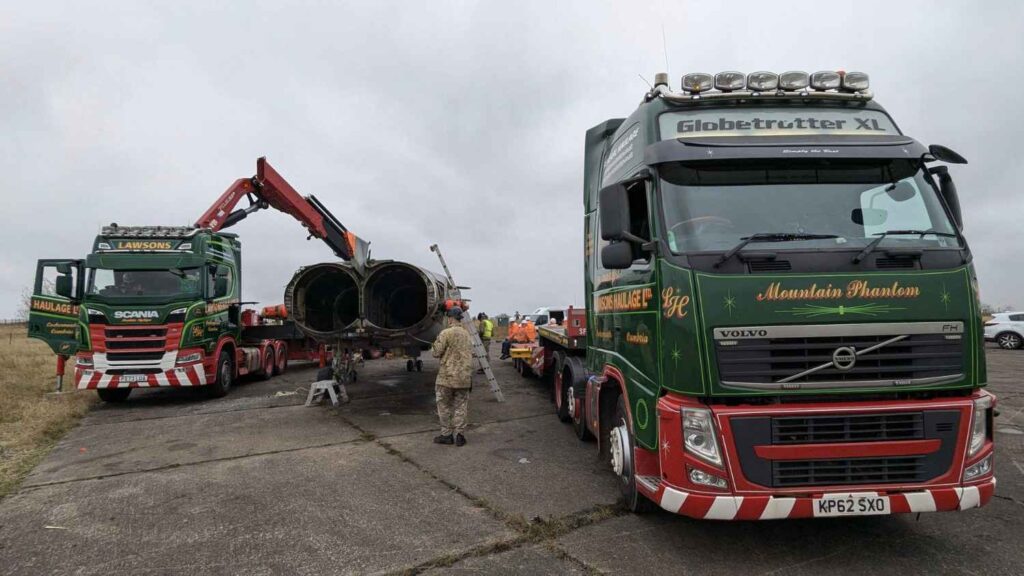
[[0, 442, 514, 576], [384, 414, 622, 521], [25, 404, 362, 486], [421, 544, 587, 575]]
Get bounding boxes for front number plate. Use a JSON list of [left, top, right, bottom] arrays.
[[812, 493, 890, 517], [119, 374, 148, 383]]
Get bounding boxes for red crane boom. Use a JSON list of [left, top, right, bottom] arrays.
[[195, 157, 369, 274]]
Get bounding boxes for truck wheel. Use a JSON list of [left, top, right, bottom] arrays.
[[549, 351, 565, 405], [611, 395, 654, 513], [570, 379, 593, 441], [553, 355, 571, 422], [207, 349, 233, 398], [997, 332, 1023, 350], [273, 344, 288, 375], [97, 388, 131, 403], [406, 359, 415, 372], [259, 348, 275, 381], [415, 359, 423, 372]]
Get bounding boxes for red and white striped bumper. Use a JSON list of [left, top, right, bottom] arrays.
[[653, 478, 997, 520], [75, 364, 208, 389]]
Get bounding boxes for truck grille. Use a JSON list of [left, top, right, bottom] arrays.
[[772, 412, 924, 444], [773, 456, 927, 487], [713, 322, 965, 390], [729, 410, 960, 488], [102, 326, 168, 360]]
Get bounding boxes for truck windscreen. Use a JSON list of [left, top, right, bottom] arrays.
[[87, 268, 202, 299], [659, 159, 961, 254]]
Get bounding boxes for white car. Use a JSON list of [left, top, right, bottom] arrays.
[[984, 312, 1024, 349]]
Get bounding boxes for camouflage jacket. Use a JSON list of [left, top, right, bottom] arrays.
[[431, 325, 473, 389]]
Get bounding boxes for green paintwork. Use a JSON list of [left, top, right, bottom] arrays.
[[28, 229, 244, 358], [581, 90, 984, 452]]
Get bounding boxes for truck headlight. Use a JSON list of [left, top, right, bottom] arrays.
[[76, 354, 93, 367], [682, 407, 722, 467], [968, 395, 992, 458], [963, 454, 992, 481]]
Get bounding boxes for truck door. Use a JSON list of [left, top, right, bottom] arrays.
[[27, 259, 85, 355]]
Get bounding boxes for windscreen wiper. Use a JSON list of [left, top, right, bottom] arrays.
[[852, 229, 959, 264], [714, 232, 840, 268]]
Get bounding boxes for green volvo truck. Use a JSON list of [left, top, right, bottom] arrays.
[[538, 70, 995, 520]]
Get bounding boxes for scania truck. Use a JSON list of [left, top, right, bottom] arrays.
[[538, 71, 994, 519], [27, 158, 364, 402]]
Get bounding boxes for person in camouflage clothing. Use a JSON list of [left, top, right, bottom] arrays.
[[432, 306, 473, 446]]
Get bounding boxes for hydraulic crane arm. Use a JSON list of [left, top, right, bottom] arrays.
[[195, 157, 369, 274]]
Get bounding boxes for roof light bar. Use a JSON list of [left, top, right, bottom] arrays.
[[714, 71, 745, 92], [746, 71, 778, 91], [682, 73, 713, 93], [779, 71, 809, 91], [841, 71, 870, 91], [810, 70, 841, 90]]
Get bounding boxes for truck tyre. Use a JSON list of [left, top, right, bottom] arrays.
[[549, 349, 564, 401], [611, 395, 654, 513], [207, 349, 233, 398], [97, 388, 131, 403], [406, 359, 415, 372], [259, 348, 275, 381], [553, 352, 570, 422], [570, 378, 593, 441], [996, 331, 1023, 350], [273, 344, 288, 375]]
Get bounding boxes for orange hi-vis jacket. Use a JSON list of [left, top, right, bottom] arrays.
[[520, 321, 537, 342]]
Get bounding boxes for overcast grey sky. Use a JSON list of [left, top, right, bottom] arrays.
[[2, 0, 1022, 318]]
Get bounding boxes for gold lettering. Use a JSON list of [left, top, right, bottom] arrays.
[[661, 287, 690, 319]]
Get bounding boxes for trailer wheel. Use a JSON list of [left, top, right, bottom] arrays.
[[406, 359, 415, 372], [97, 388, 131, 403], [415, 359, 423, 372], [611, 395, 654, 513], [273, 344, 288, 375], [207, 349, 233, 398], [259, 348, 275, 381]]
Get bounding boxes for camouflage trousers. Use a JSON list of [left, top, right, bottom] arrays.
[[436, 385, 470, 435]]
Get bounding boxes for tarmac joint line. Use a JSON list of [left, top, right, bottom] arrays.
[[336, 413, 621, 575]]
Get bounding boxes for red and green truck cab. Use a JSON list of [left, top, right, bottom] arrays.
[[28, 225, 304, 402], [540, 71, 994, 519]]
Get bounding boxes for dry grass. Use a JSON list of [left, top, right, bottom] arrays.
[[0, 324, 94, 498]]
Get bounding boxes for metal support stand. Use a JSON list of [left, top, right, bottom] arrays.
[[430, 244, 504, 403]]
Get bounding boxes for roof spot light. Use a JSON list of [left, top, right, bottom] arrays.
[[810, 71, 841, 90], [746, 71, 778, 92], [779, 71, 810, 91], [714, 71, 745, 92], [682, 73, 713, 94]]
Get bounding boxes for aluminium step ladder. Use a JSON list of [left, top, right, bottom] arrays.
[[430, 244, 505, 403]]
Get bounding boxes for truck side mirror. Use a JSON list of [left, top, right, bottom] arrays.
[[55, 274, 73, 298], [599, 183, 631, 241], [928, 144, 968, 165], [601, 242, 634, 269], [930, 166, 964, 231]]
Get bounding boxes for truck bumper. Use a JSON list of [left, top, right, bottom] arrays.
[[644, 391, 996, 520], [75, 364, 207, 389], [650, 477, 996, 520]]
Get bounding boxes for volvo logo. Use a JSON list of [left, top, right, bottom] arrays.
[[716, 328, 769, 339], [832, 346, 857, 371]]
